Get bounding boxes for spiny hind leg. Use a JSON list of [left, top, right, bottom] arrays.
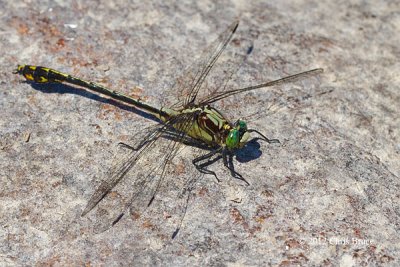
[[223, 149, 250, 185], [117, 142, 141, 151], [192, 148, 222, 182], [116, 123, 168, 152]]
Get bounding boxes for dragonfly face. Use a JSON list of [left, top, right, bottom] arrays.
[[226, 120, 249, 150]]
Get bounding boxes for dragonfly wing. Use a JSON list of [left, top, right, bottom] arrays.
[[202, 68, 324, 104], [81, 123, 163, 217], [125, 114, 204, 239], [83, 113, 204, 239], [166, 21, 239, 109], [193, 36, 254, 108]]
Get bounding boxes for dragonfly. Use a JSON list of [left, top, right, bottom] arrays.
[[14, 21, 323, 238]]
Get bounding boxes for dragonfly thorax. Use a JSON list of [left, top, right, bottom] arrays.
[[162, 105, 249, 150]]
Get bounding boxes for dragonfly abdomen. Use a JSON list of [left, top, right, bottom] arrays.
[[15, 65, 66, 83], [15, 65, 167, 119]]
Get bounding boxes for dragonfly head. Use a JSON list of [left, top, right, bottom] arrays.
[[226, 120, 250, 150]]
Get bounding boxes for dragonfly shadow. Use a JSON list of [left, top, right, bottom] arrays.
[[28, 81, 159, 123], [234, 138, 264, 163], [26, 82, 265, 167], [161, 130, 266, 164]]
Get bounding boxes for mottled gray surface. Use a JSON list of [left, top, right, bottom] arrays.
[[1, 0, 399, 266]]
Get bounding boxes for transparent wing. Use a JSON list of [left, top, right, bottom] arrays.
[[82, 113, 204, 238], [193, 36, 254, 109], [202, 68, 324, 105], [81, 123, 164, 217], [165, 21, 239, 109]]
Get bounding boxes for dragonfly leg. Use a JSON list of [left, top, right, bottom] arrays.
[[248, 129, 280, 144], [118, 139, 154, 151], [117, 142, 140, 151], [222, 149, 250, 185], [192, 148, 222, 182], [162, 131, 210, 150]]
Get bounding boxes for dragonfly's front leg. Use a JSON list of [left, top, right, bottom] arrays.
[[248, 129, 280, 144]]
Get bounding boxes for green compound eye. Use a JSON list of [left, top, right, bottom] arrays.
[[227, 120, 250, 150], [237, 120, 247, 132], [226, 129, 240, 150]]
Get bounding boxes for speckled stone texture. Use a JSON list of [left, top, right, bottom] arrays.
[[1, 0, 399, 266]]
